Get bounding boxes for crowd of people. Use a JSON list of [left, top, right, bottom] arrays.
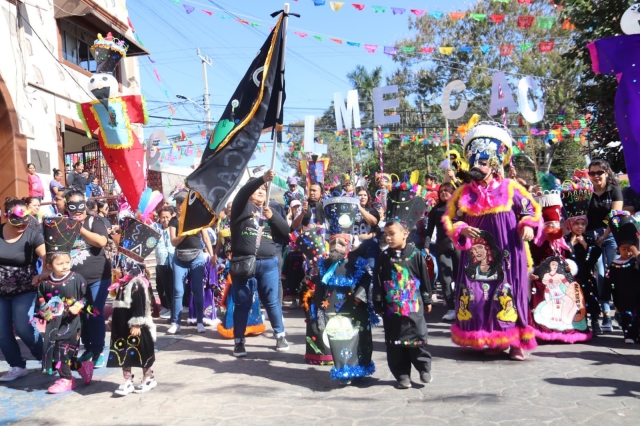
[[1, 121, 639, 395]]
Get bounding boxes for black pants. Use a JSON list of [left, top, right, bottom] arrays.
[[386, 345, 432, 381], [435, 245, 460, 310], [155, 264, 173, 309], [620, 306, 640, 341]]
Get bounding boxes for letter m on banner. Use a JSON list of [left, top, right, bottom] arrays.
[[334, 90, 361, 131]]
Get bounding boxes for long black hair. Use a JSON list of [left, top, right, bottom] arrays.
[[589, 159, 619, 186], [63, 189, 86, 202]]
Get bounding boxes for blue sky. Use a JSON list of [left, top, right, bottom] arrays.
[[128, 0, 469, 171]]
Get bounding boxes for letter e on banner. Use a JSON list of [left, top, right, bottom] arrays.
[[441, 80, 468, 120], [489, 72, 518, 116], [373, 85, 401, 126], [334, 90, 361, 131], [517, 76, 545, 124]]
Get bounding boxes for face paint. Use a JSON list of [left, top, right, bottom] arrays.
[[67, 201, 86, 213]]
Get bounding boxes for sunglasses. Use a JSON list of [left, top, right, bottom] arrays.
[[588, 170, 605, 177]]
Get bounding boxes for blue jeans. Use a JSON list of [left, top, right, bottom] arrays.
[[81, 277, 111, 357], [0, 292, 43, 368], [172, 252, 205, 324], [232, 256, 285, 341], [589, 229, 617, 318]]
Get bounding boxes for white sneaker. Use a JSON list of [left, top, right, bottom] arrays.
[[197, 323, 206, 333], [186, 318, 197, 325], [0, 366, 29, 382], [134, 377, 157, 393], [114, 379, 135, 396], [167, 323, 181, 335], [442, 310, 456, 321], [625, 339, 635, 344], [159, 308, 171, 319]]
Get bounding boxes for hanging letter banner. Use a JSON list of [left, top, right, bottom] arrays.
[[373, 85, 401, 126], [441, 80, 468, 120], [334, 90, 362, 131], [517, 76, 545, 124], [489, 72, 519, 116]]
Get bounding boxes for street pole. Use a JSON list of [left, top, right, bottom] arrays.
[[266, 3, 291, 201], [197, 48, 212, 131]]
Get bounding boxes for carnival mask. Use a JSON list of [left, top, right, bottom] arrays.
[[6, 206, 29, 228], [66, 201, 86, 213]]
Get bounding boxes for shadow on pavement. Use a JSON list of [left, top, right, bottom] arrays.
[[534, 350, 640, 366], [544, 377, 640, 398]]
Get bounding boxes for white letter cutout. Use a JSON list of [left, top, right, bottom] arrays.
[[334, 90, 361, 131], [441, 80, 468, 120], [489, 72, 519, 116], [373, 85, 401, 126], [517, 76, 545, 124], [304, 115, 327, 154]]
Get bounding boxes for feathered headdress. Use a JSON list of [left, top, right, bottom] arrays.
[[135, 188, 164, 224]]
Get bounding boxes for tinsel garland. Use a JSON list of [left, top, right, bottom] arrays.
[[329, 361, 376, 380], [318, 257, 368, 287]]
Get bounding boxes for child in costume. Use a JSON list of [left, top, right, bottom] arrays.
[[373, 181, 433, 389], [562, 179, 603, 335], [283, 176, 304, 209], [108, 216, 161, 396], [37, 217, 94, 393], [604, 211, 640, 344]]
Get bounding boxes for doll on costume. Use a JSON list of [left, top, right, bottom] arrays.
[[562, 179, 603, 335], [310, 198, 374, 385], [108, 216, 160, 396], [442, 121, 541, 361], [528, 183, 590, 343], [603, 211, 640, 344], [37, 217, 95, 394], [373, 181, 433, 389]]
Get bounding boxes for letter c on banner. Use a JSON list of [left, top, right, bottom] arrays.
[[441, 80, 468, 120], [517, 76, 545, 124]]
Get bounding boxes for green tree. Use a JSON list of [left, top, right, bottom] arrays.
[[562, 0, 629, 172]]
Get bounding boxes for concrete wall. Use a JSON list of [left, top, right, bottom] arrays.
[[0, 0, 143, 202]]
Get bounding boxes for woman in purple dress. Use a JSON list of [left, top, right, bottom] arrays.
[[443, 122, 541, 361]]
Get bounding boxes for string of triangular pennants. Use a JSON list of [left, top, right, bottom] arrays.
[[165, 0, 568, 55]]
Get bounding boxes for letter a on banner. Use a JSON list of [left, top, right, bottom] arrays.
[[373, 85, 401, 125], [489, 72, 518, 116], [334, 90, 361, 131], [441, 80, 468, 120]]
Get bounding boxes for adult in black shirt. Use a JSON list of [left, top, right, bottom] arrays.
[[229, 170, 290, 356], [351, 187, 380, 269], [0, 198, 45, 382], [424, 183, 459, 321], [167, 193, 213, 334], [66, 162, 88, 193], [292, 182, 324, 230], [269, 198, 288, 306], [586, 159, 623, 332], [58, 190, 111, 367]]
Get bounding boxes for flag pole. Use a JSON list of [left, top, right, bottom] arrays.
[[347, 128, 355, 176], [266, 3, 290, 201], [445, 118, 451, 169]]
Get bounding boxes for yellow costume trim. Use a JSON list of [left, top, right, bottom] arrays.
[[88, 98, 135, 150], [177, 191, 218, 237], [442, 184, 466, 240], [452, 334, 513, 348]]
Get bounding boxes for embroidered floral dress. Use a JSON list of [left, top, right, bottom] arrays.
[[443, 178, 541, 350], [373, 242, 432, 346]]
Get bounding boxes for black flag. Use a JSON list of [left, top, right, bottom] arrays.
[[179, 14, 286, 235]]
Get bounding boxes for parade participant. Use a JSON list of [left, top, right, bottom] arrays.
[[375, 173, 392, 209], [27, 163, 44, 201], [0, 198, 44, 382], [23, 197, 42, 230], [373, 180, 432, 389], [50, 168, 65, 201], [352, 186, 380, 268], [444, 147, 467, 188], [108, 216, 160, 396], [293, 182, 325, 230], [153, 206, 175, 319], [311, 197, 374, 384], [341, 174, 354, 196], [281, 235, 305, 305], [443, 121, 541, 360], [288, 199, 302, 226], [186, 232, 219, 327], [214, 202, 233, 264], [168, 192, 213, 335], [603, 211, 640, 344], [67, 162, 88, 193], [424, 182, 459, 321], [229, 170, 290, 356], [586, 159, 623, 332], [283, 176, 303, 209], [36, 217, 94, 393], [89, 176, 105, 198]]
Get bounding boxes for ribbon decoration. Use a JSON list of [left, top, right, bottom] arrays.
[[392, 7, 405, 15], [330, 1, 344, 11], [183, 4, 194, 14]]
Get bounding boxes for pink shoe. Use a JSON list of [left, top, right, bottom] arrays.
[[485, 346, 508, 356], [509, 346, 526, 361], [77, 360, 94, 385], [47, 378, 77, 394]]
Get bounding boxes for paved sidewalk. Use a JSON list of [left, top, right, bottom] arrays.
[[2, 305, 639, 426]]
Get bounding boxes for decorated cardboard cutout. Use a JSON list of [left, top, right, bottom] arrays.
[[588, 3, 640, 192], [464, 230, 505, 282]]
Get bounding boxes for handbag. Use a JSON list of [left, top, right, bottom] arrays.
[[176, 248, 201, 262], [229, 219, 263, 281]]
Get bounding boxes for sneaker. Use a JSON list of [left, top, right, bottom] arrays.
[[625, 338, 635, 344], [134, 377, 157, 393], [93, 354, 105, 368], [592, 321, 603, 335], [167, 323, 181, 335], [114, 379, 135, 397], [0, 366, 29, 382], [442, 310, 456, 321], [197, 323, 206, 333], [396, 377, 411, 389], [77, 360, 94, 384], [186, 318, 197, 325], [509, 346, 526, 361], [159, 308, 171, 319], [276, 336, 290, 352], [420, 371, 433, 384], [233, 343, 247, 357], [77, 351, 93, 362], [47, 378, 77, 394], [601, 318, 613, 333], [203, 318, 220, 327]]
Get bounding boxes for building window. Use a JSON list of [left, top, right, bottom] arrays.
[[59, 19, 98, 73]]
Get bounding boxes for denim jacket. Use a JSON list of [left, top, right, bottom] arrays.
[[154, 223, 175, 266]]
